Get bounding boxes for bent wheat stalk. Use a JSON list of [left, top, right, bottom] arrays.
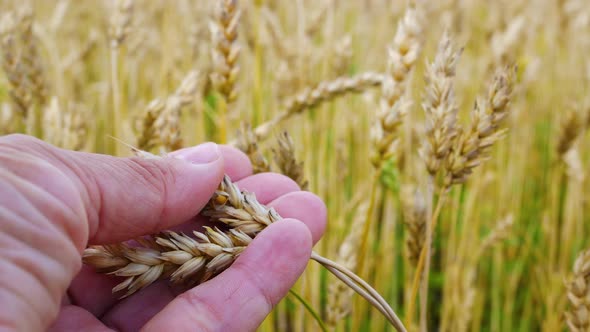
[[83, 152, 406, 332]]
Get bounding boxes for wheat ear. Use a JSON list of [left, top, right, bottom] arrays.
[[419, 31, 462, 176], [371, 7, 423, 169], [83, 152, 406, 331], [272, 131, 309, 190], [445, 66, 516, 186], [234, 123, 271, 174], [233, 72, 383, 145], [0, 14, 33, 121], [565, 249, 590, 332]]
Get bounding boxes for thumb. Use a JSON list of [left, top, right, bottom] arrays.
[[1, 134, 225, 246]]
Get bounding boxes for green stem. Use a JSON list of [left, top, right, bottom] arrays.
[[288, 289, 328, 332]]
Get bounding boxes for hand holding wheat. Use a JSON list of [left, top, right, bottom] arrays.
[[0, 134, 326, 331]]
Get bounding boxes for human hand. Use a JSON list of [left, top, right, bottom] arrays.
[[0, 134, 326, 331]]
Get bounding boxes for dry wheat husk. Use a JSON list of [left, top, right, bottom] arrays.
[[566, 249, 590, 332], [17, 5, 49, 106], [272, 131, 308, 190], [419, 31, 462, 176], [235, 123, 271, 174], [210, 0, 240, 105], [371, 7, 423, 169], [0, 14, 33, 120], [136, 71, 199, 152], [109, 0, 134, 49], [401, 185, 427, 266], [445, 66, 516, 186], [557, 109, 584, 157]]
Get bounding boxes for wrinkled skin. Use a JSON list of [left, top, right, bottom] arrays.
[[0, 134, 326, 331]]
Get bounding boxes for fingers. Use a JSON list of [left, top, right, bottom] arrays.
[[268, 191, 327, 244], [48, 306, 111, 332], [0, 135, 226, 244], [236, 173, 300, 203], [218, 145, 253, 180], [142, 219, 312, 332]]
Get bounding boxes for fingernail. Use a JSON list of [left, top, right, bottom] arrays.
[[170, 142, 220, 164]]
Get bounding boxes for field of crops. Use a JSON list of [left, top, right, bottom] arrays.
[[1, 0, 589, 331]]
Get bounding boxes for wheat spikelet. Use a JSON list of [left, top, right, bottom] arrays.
[[83, 173, 273, 297], [43, 97, 87, 151], [326, 203, 368, 327], [137, 99, 165, 151], [210, 0, 241, 105], [401, 185, 427, 266], [272, 131, 308, 190], [445, 66, 516, 186], [332, 35, 353, 75], [565, 249, 590, 332], [475, 214, 514, 259], [17, 5, 48, 106], [246, 72, 384, 144], [419, 31, 462, 176], [0, 14, 33, 120], [235, 123, 271, 174], [371, 7, 423, 168], [136, 71, 199, 152], [157, 71, 200, 152], [557, 109, 584, 157], [109, 0, 134, 49]]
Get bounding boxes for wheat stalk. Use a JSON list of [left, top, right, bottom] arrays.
[[326, 203, 368, 327]]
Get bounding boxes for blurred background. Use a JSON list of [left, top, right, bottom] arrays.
[[1, 0, 589, 331]]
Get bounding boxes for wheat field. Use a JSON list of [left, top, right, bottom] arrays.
[[1, 0, 590, 331]]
